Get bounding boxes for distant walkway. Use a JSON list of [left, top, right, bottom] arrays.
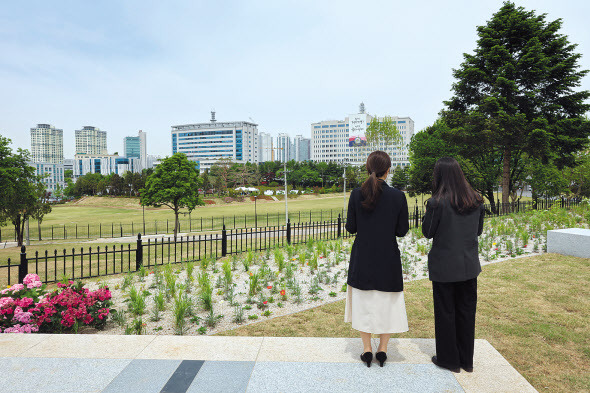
[[0, 335, 537, 392]]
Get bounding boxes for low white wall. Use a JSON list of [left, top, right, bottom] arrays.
[[547, 228, 590, 258]]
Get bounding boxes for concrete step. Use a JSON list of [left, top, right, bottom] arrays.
[[0, 335, 537, 393]]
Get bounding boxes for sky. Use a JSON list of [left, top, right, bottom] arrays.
[[1, 0, 589, 159]]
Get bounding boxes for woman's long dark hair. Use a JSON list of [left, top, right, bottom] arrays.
[[431, 157, 483, 214], [361, 151, 391, 211]]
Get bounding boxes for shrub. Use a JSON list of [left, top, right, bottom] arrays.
[[223, 197, 234, 203], [204, 200, 216, 205], [1, 275, 115, 334]]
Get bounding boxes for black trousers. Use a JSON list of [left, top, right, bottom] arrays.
[[432, 278, 477, 369]]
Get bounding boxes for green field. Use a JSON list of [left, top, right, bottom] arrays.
[[0, 192, 528, 244]]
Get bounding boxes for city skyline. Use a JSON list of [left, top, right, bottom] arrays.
[[1, 1, 589, 158]]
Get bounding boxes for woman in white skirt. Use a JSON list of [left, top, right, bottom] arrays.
[[344, 150, 409, 367]]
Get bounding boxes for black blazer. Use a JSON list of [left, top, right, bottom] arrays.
[[345, 181, 409, 292], [422, 198, 485, 283]]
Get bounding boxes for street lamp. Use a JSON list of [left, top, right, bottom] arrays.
[[260, 146, 289, 225], [254, 194, 258, 228]]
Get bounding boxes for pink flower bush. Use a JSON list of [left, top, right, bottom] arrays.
[[1, 276, 115, 334]]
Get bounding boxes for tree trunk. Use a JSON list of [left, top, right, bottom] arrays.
[[15, 215, 23, 247], [486, 189, 496, 214], [502, 148, 511, 213], [173, 208, 178, 241]]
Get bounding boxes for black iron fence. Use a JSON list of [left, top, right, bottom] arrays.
[[1, 216, 353, 287], [0, 208, 347, 243], [0, 197, 583, 287]]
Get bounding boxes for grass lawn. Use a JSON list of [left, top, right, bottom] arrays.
[[1, 191, 522, 234], [217, 254, 590, 393]]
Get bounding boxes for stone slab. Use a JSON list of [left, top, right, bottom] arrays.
[[246, 361, 464, 393], [256, 337, 361, 363], [186, 361, 255, 393], [0, 333, 50, 357], [101, 359, 181, 393], [160, 360, 204, 393], [19, 334, 156, 359], [0, 357, 130, 392], [136, 335, 263, 361], [455, 364, 538, 393], [547, 228, 590, 258]]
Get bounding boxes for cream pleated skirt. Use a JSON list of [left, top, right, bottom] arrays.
[[344, 285, 409, 334]]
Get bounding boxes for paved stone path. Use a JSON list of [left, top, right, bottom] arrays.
[[0, 335, 537, 392]]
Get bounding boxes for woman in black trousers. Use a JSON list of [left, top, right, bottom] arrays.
[[344, 151, 409, 367], [422, 157, 484, 373]]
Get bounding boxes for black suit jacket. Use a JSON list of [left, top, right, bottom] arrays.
[[345, 181, 409, 292], [422, 198, 485, 283]]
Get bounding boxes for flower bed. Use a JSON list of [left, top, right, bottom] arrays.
[[85, 205, 589, 336], [1, 274, 115, 334]]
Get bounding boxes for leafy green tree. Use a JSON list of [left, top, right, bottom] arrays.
[[201, 169, 211, 192], [140, 153, 203, 239], [64, 169, 73, 180], [442, 2, 590, 207], [390, 166, 409, 190], [366, 116, 402, 149], [0, 136, 51, 246], [563, 149, 590, 198], [408, 121, 459, 196]]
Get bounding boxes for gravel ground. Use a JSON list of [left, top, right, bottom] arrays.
[[84, 225, 549, 336]]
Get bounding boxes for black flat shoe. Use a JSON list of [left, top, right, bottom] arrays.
[[376, 351, 387, 367], [461, 364, 474, 373], [431, 356, 460, 373], [360, 352, 373, 368]]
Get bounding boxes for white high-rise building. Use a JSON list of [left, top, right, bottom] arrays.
[[139, 130, 147, 170], [311, 104, 414, 167], [258, 132, 273, 163], [293, 135, 311, 162], [30, 124, 64, 164], [275, 133, 291, 163], [171, 112, 258, 172], [75, 126, 107, 155], [74, 154, 141, 177], [29, 162, 66, 191]]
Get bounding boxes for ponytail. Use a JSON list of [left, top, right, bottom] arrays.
[[360, 151, 391, 211], [361, 172, 382, 211]]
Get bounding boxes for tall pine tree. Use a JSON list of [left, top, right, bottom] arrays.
[[442, 2, 590, 208]]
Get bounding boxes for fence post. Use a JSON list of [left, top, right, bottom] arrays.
[[337, 214, 342, 238], [221, 225, 227, 257], [136, 233, 143, 271], [414, 204, 419, 228], [497, 198, 500, 216], [286, 219, 291, 244], [19, 246, 28, 283]]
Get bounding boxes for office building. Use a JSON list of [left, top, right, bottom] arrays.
[[30, 124, 64, 164], [171, 112, 258, 172], [29, 162, 66, 192], [258, 132, 273, 163], [124, 136, 140, 159], [75, 126, 107, 155], [293, 135, 311, 162], [311, 103, 414, 167], [275, 133, 291, 162], [63, 159, 74, 174], [123, 130, 148, 170], [73, 154, 141, 177]]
